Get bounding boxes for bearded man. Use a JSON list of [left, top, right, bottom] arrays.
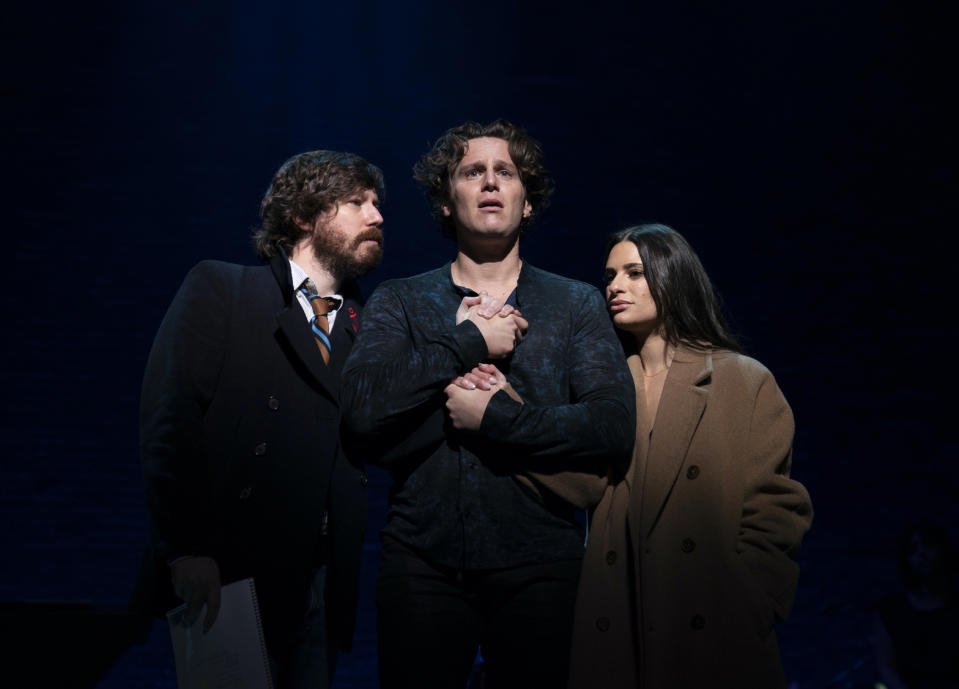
[[134, 150, 384, 689]]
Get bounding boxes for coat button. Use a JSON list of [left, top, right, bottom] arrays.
[[681, 538, 696, 553], [254, 442, 267, 456], [267, 396, 280, 411], [359, 474, 368, 487], [239, 487, 252, 500], [605, 550, 617, 565], [596, 617, 610, 632], [690, 615, 705, 630], [686, 465, 700, 479]]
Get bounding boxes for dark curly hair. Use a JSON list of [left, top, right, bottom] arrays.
[[253, 150, 384, 260], [412, 119, 554, 239], [606, 224, 743, 353]]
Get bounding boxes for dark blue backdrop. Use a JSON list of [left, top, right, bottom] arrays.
[[2, 1, 955, 687]]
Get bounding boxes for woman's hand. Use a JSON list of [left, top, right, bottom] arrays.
[[447, 364, 523, 431]]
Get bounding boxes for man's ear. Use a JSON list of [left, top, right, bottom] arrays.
[[522, 200, 532, 219], [441, 204, 451, 218], [293, 217, 313, 232]]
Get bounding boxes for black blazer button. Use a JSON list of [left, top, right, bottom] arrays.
[[681, 538, 696, 553], [686, 465, 700, 479], [239, 487, 252, 500], [690, 615, 705, 630], [605, 550, 617, 565], [359, 473, 368, 487], [254, 442, 267, 456], [267, 396, 280, 411], [596, 617, 610, 632]]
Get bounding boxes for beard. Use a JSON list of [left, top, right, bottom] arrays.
[[310, 226, 384, 281]]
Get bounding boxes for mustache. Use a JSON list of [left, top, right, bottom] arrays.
[[354, 228, 384, 245]]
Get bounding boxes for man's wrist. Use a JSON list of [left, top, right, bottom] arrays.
[[452, 319, 489, 367], [479, 389, 522, 435]]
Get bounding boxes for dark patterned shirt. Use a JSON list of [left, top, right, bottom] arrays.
[[341, 261, 635, 569]]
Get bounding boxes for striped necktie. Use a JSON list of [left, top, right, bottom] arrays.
[[299, 278, 340, 365]]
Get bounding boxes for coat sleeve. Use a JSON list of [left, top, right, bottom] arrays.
[[478, 288, 636, 506], [339, 281, 488, 467], [737, 368, 813, 624], [140, 261, 233, 563]]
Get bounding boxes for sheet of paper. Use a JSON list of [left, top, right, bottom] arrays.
[[167, 577, 273, 689]]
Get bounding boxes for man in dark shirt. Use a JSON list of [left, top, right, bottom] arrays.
[[340, 120, 635, 688]]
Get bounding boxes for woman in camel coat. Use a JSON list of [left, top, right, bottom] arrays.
[[568, 224, 813, 689]]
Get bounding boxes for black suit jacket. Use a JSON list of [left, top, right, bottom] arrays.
[[133, 251, 368, 653]]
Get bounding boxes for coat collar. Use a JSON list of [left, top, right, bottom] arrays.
[[269, 246, 295, 305], [630, 344, 713, 538]]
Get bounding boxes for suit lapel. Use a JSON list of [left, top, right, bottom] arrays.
[[325, 297, 361, 383], [269, 252, 343, 401], [275, 302, 340, 395], [640, 347, 712, 536]]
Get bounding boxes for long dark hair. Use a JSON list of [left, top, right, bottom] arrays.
[[606, 223, 742, 353]]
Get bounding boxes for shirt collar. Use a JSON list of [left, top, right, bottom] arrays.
[[445, 261, 522, 306], [289, 259, 343, 310]]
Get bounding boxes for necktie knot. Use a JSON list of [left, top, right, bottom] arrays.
[[299, 278, 336, 365]]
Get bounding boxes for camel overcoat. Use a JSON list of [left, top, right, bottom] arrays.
[[568, 346, 813, 689]]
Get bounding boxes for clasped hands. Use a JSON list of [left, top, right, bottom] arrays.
[[454, 292, 528, 359], [446, 293, 525, 431]]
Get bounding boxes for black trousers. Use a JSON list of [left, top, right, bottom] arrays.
[[376, 538, 581, 689]]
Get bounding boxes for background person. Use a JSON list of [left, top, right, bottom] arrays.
[[873, 518, 959, 689]]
